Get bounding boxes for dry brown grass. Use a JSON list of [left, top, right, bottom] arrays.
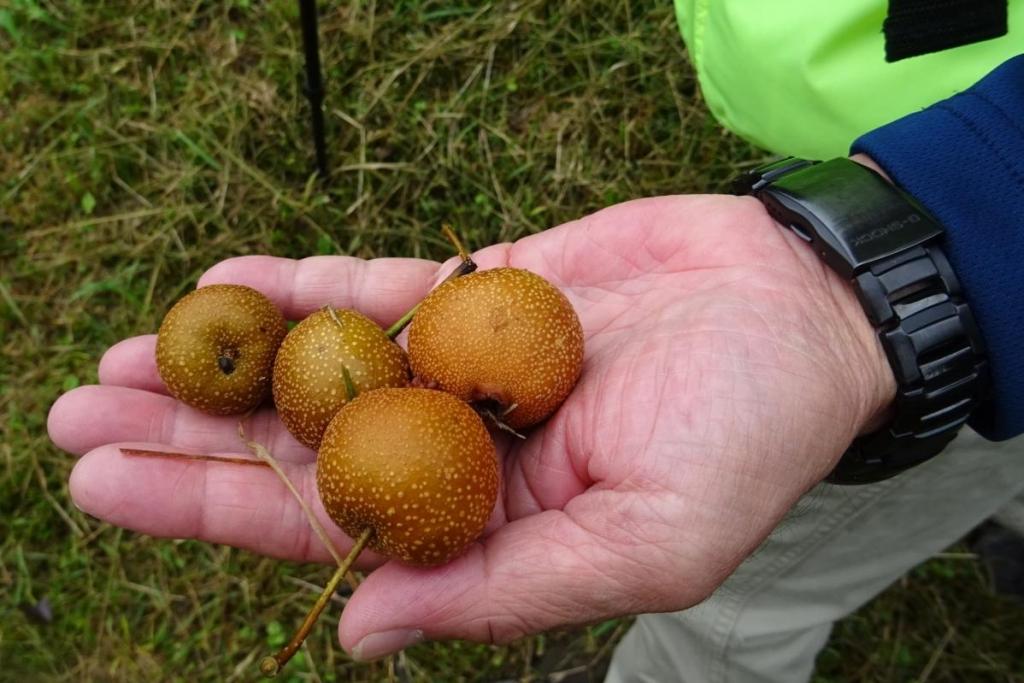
[[2, 1, 1021, 681]]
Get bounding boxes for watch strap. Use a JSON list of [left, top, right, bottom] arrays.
[[835, 242, 989, 483]]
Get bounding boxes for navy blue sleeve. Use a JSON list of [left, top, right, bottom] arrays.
[[852, 55, 1024, 441]]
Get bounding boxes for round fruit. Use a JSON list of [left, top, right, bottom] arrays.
[[156, 284, 287, 415], [272, 308, 409, 449], [316, 388, 499, 566], [407, 267, 584, 430]]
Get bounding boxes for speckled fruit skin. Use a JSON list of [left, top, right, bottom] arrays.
[[272, 308, 410, 450], [317, 388, 499, 566], [156, 284, 287, 415], [407, 267, 584, 430]]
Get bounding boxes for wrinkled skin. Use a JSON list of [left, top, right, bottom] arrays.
[[48, 193, 894, 661]]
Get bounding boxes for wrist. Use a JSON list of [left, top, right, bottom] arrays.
[[771, 210, 898, 437], [849, 153, 890, 182], [765, 153, 901, 436]]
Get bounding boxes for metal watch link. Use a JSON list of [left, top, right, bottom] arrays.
[[734, 157, 990, 484]]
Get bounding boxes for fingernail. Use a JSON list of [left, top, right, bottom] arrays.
[[351, 628, 423, 661]]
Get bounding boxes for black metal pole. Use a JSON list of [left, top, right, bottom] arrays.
[[299, 0, 329, 179]]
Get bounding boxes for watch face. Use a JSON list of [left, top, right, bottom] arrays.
[[764, 159, 943, 278]]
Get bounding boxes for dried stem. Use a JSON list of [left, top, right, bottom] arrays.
[[441, 223, 469, 263], [481, 409, 526, 439], [324, 304, 345, 329], [120, 448, 271, 467], [441, 256, 478, 285], [260, 528, 373, 677], [238, 423, 348, 569], [385, 225, 478, 340]]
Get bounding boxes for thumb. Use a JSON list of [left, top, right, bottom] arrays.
[[338, 498, 706, 661]]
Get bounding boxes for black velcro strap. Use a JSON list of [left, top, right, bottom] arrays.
[[884, 0, 1008, 62]]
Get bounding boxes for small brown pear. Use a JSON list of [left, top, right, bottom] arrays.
[[272, 308, 409, 449], [407, 267, 584, 430], [155, 284, 287, 415], [316, 387, 499, 566]]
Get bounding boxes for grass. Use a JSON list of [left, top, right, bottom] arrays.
[[1, 1, 1022, 681]]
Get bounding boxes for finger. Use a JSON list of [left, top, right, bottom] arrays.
[[505, 195, 741, 288], [98, 335, 167, 394], [69, 443, 386, 566], [48, 385, 312, 462], [197, 255, 443, 325], [337, 491, 709, 660], [95, 248, 516, 395]]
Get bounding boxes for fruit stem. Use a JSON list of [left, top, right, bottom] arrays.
[[385, 228, 478, 340], [321, 311, 360, 402], [341, 365, 358, 401], [240, 427, 347, 570], [385, 304, 420, 340], [324, 304, 345, 329], [119, 448, 270, 468], [441, 223, 469, 264], [481, 409, 526, 439], [238, 422, 362, 592], [260, 528, 373, 677]]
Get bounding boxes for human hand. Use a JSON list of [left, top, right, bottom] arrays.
[[48, 193, 895, 660]]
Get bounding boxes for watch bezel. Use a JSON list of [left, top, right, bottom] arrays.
[[752, 159, 944, 279]]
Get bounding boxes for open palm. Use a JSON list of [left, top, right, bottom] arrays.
[[48, 195, 892, 660]]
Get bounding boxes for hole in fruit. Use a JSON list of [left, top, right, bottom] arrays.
[[470, 385, 509, 408], [218, 355, 236, 375], [473, 397, 507, 414], [473, 397, 525, 439]]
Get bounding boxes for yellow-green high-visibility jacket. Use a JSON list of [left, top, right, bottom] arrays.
[[675, 0, 1023, 158]]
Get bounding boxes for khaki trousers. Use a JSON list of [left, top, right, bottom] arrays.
[[605, 429, 1024, 683]]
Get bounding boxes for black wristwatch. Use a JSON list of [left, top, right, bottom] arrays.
[[734, 157, 989, 485]]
